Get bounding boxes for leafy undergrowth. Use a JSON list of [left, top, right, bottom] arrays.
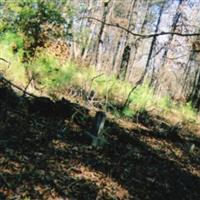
[[0, 80, 200, 200], [0, 31, 198, 123]]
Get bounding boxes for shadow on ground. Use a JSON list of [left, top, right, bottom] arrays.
[[0, 79, 200, 199]]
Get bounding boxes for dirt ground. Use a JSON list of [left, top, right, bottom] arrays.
[[0, 83, 200, 200]]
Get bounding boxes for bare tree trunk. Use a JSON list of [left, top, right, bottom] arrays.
[[95, 1, 111, 67], [117, 0, 137, 80], [144, 1, 165, 84], [158, 0, 183, 69], [152, 0, 184, 90], [128, 0, 150, 81]]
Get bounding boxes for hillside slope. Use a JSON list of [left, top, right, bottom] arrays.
[[0, 78, 200, 200]]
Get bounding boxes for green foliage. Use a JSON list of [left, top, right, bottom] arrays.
[[0, 31, 24, 50], [157, 96, 172, 113], [129, 83, 154, 109], [0, 33, 198, 123], [90, 74, 131, 104], [122, 106, 136, 117], [0, 0, 198, 127], [121, 84, 198, 122], [28, 53, 198, 122], [0, 32, 27, 85], [0, 0, 75, 55], [29, 52, 77, 89], [176, 102, 198, 122]]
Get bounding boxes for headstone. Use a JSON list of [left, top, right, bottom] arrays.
[[92, 111, 106, 137]]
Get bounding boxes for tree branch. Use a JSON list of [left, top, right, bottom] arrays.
[[0, 75, 36, 98], [81, 17, 200, 38], [0, 57, 11, 68]]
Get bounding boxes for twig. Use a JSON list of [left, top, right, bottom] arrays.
[[123, 78, 143, 110], [0, 57, 11, 70], [23, 76, 34, 97], [87, 73, 104, 102], [91, 73, 104, 82]]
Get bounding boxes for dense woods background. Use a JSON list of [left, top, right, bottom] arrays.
[[70, 0, 200, 108]]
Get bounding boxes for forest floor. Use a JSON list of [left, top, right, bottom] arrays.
[[0, 79, 200, 200]]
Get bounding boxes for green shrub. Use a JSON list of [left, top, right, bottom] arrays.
[[0, 31, 24, 48], [122, 106, 136, 117], [29, 52, 75, 89], [157, 95, 172, 113], [176, 102, 198, 122], [0, 32, 27, 85], [0, 31, 25, 60], [129, 82, 154, 110], [0, 1, 74, 49]]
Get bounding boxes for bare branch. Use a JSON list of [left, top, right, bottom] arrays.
[[81, 17, 200, 38]]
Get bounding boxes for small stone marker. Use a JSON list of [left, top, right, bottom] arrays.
[[92, 111, 106, 136], [88, 111, 107, 146]]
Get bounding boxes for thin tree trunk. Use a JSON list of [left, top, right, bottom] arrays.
[[144, 1, 165, 83], [95, 1, 111, 67], [159, 0, 183, 69], [152, 0, 183, 89]]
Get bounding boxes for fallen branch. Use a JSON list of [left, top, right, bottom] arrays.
[[0, 75, 36, 98], [23, 76, 34, 97]]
